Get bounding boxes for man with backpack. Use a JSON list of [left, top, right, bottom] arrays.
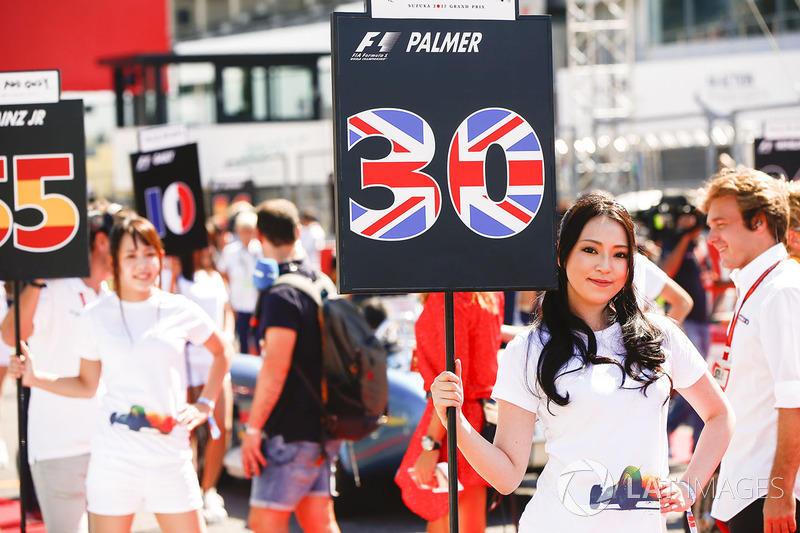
[[241, 198, 341, 533]]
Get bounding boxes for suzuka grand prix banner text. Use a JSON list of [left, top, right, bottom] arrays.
[[332, 15, 558, 293], [0, 99, 89, 280], [131, 143, 208, 256]]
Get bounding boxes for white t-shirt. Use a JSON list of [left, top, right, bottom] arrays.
[[77, 290, 214, 462], [712, 244, 800, 521], [299, 221, 326, 271], [27, 278, 105, 463], [633, 253, 669, 313], [0, 283, 10, 366], [493, 314, 706, 532], [216, 239, 261, 313], [177, 269, 229, 387]]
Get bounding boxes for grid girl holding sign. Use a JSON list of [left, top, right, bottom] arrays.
[[10, 215, 233, 533], [431, 194, 735, 532]]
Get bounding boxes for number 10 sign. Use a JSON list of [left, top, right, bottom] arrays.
[[333, 15, 558, 293]]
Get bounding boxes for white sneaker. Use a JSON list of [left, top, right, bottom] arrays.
[[203, 488, 228, 524]]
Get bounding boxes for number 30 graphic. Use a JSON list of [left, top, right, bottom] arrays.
[[0, 154, 80, 252], [347, 107, 544, 241]]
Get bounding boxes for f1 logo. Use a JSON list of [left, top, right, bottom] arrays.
[[355, 32, 401, 53]]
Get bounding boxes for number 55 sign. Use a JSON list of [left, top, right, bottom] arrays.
[[0, 100, 89, 280], [333, 15, 558, 293]]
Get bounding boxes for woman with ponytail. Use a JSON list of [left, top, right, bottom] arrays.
[[431, 193, 734, 532]]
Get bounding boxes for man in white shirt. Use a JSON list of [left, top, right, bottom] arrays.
[[0, 204, 116, 533], [701, 168, 800, 533], [217, 210, 262, 355]]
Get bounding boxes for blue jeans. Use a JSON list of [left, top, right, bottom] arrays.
[[249, 435, 341, 511]]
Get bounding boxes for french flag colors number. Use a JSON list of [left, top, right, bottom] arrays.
[[346, 107, 544, 241], [449, 108, 544, 238], [347, 108, 441, 241], [144, 182, 197, 238], [0, 154, 79, 252]]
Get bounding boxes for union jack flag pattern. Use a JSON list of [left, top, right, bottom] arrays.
[[448, 108, 544, 238], [347, 108, 441, 241]]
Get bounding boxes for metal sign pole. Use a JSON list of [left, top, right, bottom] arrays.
[[13, 280, 27, 533], [444, 291, 458, 533]]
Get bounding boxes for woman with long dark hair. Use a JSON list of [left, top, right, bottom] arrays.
[[431, 194, 735, 532], [10, 215, 232, 533]]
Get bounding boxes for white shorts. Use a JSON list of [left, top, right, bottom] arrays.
[[186, 345, 213, 388], [0, 341, 11, 366], [86, 453, 202, 516]]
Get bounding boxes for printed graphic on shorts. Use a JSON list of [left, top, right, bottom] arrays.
[[110, 405, 177, 435], [558, 460, 660, 517]]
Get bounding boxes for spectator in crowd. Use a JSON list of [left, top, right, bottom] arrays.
[[396, 292, 504, 533], [431, 193, 734, 532], [0, 202, 119, 533], [788, 180, 800, 262], [299, 207, 327, 272], [9, 214, 232, 533], [660, 207, 713, 455], [0, 283, 10, 468], [217, 209, 261, 355], [241, 199, 340, 533], [701, 168, 800, 533], [176, 239, 236, 524], [633, 251, 694, 322]]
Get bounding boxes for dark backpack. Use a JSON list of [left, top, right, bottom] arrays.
[[272, 272, 389, 441]]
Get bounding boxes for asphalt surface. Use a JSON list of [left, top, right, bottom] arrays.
[[0, 377, 691, 532]]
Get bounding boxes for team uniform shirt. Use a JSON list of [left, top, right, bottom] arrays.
[[711, 243, 800, 521], [633, 253, 669, 313], [493, 314, 707, 532], [77, 290, 214, 462], [217, 239, 261, 313], [177, 270, 229, 387], [27, 278, 106, 463]]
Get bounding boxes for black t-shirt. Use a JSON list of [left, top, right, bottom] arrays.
[[256, 260, 324, 443], [664, 239, 708, 324]]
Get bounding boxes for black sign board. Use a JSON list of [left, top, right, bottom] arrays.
[[332, 15, 558, 293], [0, 99, 89, 280], [755, 137, 800, 181], [131, 143, 208, 255], [208, 179, 256, 220]]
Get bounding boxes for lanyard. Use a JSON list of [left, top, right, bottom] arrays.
[[722, 257, 788, 361]]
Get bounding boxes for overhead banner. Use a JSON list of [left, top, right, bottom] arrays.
[[0, 99, 89, 280], [332, 14, 557, 293], [755, 137, 800, 181], [131, 143, 208, 255]]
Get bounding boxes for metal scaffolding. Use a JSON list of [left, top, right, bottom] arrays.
[[565, 0, 635, 195]]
